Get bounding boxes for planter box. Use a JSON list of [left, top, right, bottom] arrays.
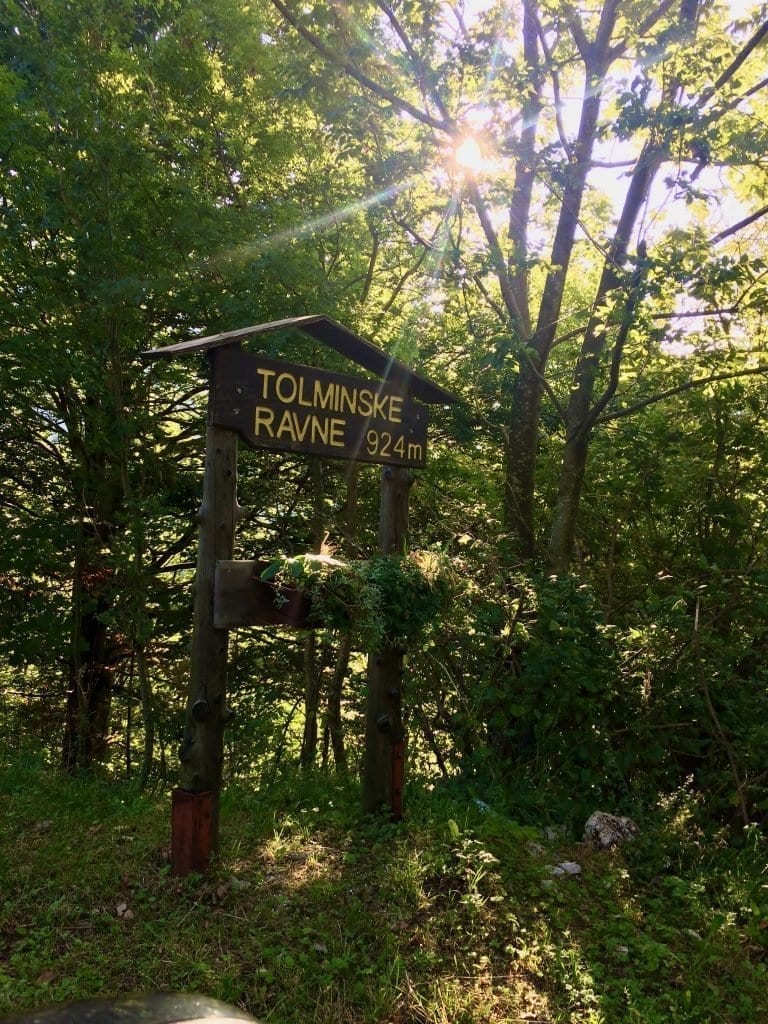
[[214, 560, 313, 629]]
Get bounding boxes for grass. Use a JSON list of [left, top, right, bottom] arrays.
[[1, 749, 767, 1023]]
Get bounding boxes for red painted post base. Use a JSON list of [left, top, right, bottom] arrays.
[[171, 788, 213, 876]]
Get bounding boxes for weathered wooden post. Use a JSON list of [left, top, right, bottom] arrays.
[[173, 349, 239, 873], [362, 465, 412, 817], [143, 316, 455, 872]]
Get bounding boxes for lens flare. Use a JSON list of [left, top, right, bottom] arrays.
[[453, 136, 486, 173]]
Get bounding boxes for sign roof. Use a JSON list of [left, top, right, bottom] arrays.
[[142, 314, 456, 406]]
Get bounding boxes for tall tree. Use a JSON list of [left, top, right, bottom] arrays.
[[268, 0, 768, 570], [0, 0, 292, 767]]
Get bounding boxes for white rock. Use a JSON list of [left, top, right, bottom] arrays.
[[583, 811, 638, 850], [550, 861, 582, 877]]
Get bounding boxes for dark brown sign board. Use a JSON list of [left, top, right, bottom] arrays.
[[212, 346, 429, 467]]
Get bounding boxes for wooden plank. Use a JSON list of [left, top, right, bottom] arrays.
[[141, 319, 316, 359], [214, 560, 313, 629], [298, 317, 456, 405], [175, 374, 238, 865]]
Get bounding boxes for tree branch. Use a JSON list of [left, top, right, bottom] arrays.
[[465, 177, 529, 332], [268, 0, 451, 132], [375, 1, 453, 125], [739, 72, 768, 101], [506, 0, 543, 337], [567, 11, 590, 61], [595, 364, 768, 424], [470, 271, 508, 323], [388, 210, 436, 251], [532, 168, 612, 264], [608, 0, 680, 60], [360, 223, 379, 306], [696, 18, 768, 110], [532, 8, 571, 157], [582, 267, 646, 434], [371, 246, 431, 332], [709, 203, 768, 245]]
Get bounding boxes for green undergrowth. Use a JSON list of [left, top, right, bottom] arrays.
[[1, 751, 767, 1023]]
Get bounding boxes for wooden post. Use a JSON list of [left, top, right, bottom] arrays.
[[170, 789, 213, 875], [362, 465, 411, 817], [172, 350, 238, 875]]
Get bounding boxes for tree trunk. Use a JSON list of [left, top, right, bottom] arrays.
[[548, 432, 591, 576], [62, 321, 129, 771], [321, 463, 361, 770], [506, 0, 542, 337], [299, 632, 324, 768], [324, 630, 352, 771], [137, 639, 155, 791], [63, 648, 114, 772], [502, 30, 616, 561], [299, 457, 326, 768], [547, 0, 702, 572], [63, 519, 117, 772], [503, 363, 544, 562]]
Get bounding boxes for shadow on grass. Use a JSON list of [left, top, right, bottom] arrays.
[[1, 755, 767, 1024]]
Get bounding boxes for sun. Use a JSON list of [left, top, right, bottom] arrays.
[[453, 135, 488, 174]]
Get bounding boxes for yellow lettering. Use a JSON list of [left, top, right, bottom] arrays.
[[291, 411, 311, 442], [338, 385, 357, 415], [313, 380, 335, 410], [373, 392, 389, 419], [275, 409, 297, 441], [328, 418, 345, 448], [253, 406, 275, 437], [388, 396, 403, 424], [296, 375, 313, 408], [310, 417, 330, 445], [256, 368, 276, 400], [357, 389, 373, 418], [275, 373, 298, 404]]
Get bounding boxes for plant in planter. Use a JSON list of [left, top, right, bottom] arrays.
[[260, 550, 453, 650]]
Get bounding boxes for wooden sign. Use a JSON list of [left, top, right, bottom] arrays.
[[142, 316, 458, 874], [211, 346, 429, 468]]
